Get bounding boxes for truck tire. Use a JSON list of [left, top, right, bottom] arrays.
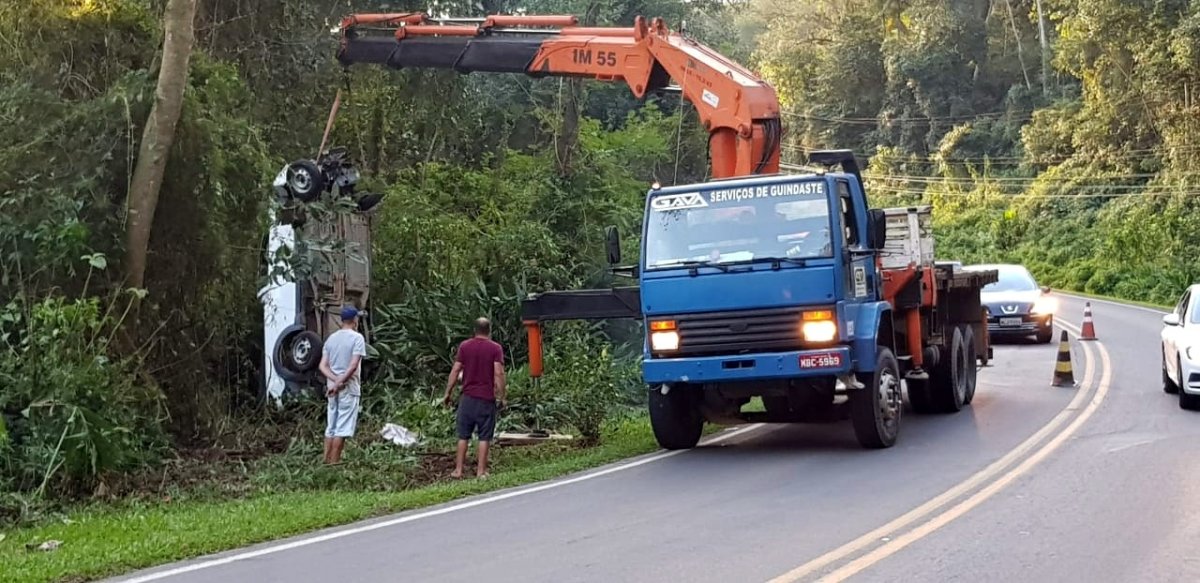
[[762, 396, 798, 421], [961, 325, 979, 405], [849, 347, 901, 449], [764, 379, 836, 422], [906, 378, 937, 414], [648, 384, 703, 450], [930, 325, 969, 413]]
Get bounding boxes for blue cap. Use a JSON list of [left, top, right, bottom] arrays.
[[340, 305, 359, 321]]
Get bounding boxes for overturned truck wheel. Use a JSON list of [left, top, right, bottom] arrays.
[[648, 384, 703, 450]]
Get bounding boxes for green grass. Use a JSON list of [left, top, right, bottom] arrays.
[[1, 419, 669, 583]]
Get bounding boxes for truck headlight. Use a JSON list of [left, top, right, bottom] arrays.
[[802, 320, 838, 343], [650, 331, 680, 351], [1031, 297, 1058, 315]]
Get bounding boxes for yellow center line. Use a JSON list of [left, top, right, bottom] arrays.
[[766, 321, 1106, 582]]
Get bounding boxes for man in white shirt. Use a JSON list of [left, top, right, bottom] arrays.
[[318, 305, 367, 465]]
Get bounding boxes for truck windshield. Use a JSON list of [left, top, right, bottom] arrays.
[[644, 180, 832, 269]]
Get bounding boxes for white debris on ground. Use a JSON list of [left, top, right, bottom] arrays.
[[380, 423, 419, 447]]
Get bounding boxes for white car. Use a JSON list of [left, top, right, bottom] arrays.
[[1161, 284, 1200, 410], [260, 148, 382, 402]]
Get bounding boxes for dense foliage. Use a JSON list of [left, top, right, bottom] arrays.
[[755, 0, 1200, 304], [4, 0, 1197, 521]]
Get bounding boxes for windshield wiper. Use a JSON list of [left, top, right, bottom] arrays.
[[740, 256, 808, 270], [657, 260, 731, 274]]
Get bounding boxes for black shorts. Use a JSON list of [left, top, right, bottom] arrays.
[[456, 395, 497, 441]]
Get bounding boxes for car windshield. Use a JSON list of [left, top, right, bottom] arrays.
[[979, 266, 1038, 293], [643, 180, 833, 269]]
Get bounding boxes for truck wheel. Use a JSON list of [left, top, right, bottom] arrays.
[[907, 378, 936, 414], [849, 347, 901, 449], [961, 325, 979, 405], [930, 326, 969, 413], [762, 396, 797, 421], [648, 384, 703, 450]]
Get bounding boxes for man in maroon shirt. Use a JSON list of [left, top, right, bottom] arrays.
[[443, 317, 506, 478]]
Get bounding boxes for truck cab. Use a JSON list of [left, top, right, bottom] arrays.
[[636, 171, 894, 447], [640, 172, 886, 380]]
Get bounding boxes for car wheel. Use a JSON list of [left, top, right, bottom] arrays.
[[1179, 358, 1200, 410], [1035, 321, 1053, 344], [286, 160, 325, 202], [1164, 350, 1180, 394], [278, 329, 322, 375]]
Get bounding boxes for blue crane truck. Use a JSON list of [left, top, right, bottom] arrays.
[[522, 151, 997, 449]]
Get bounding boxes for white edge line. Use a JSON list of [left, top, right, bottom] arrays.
[[1056, 291, 1167, 315], [115, 423, 767, 583]]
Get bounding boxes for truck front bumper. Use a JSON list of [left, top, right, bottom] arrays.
[[643, 347, 853, 385]]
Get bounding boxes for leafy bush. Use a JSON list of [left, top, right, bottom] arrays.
[[504, 324, 640, 445], [0, 295, 166, 515]]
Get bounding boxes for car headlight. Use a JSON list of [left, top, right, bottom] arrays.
[[802, 320, 838, 343], [1188, 346, 1195, 361], [650, 331, 680, 351], [1031, 296, 1058, 315]]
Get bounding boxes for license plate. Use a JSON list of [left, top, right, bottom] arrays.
[[1000, 317, 1022, 327], [800, 352, 843, 369]]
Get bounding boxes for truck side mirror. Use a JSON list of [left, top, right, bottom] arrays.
[[605, 226, 621, 265], [868, 209, 887, 250]]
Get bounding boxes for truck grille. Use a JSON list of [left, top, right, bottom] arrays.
[[670, 307, 815, 356]]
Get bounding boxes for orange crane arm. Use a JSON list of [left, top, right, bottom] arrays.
[[337, 13, 782, 178]]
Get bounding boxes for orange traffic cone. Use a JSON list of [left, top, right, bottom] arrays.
[[1052, 330, 1076, 387], [1080, 302, 1097, 341]]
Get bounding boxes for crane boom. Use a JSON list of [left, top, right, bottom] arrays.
[[337, 13, 782, 178]]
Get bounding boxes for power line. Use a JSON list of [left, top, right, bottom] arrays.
[[780, 143, 1200, 164], [780, 163, 1200, 184], [779, 164, 1200, 197], [780, 110, 1038, 124], [865, 185, 1200, 199]]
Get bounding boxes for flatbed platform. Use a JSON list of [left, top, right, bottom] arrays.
[[936, 264, 999, 291]]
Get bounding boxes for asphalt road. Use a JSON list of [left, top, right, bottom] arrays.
[[111, 294, 1187, 583]]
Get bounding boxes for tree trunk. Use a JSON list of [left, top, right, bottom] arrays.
[[1005, 0, 1032, 90], [1035, 0, 1051, 96], [555, 3, 599, 177], [125, 0, 200, 292]]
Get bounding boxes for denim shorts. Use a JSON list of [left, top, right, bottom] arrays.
[[325, 392, 360, 438]]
